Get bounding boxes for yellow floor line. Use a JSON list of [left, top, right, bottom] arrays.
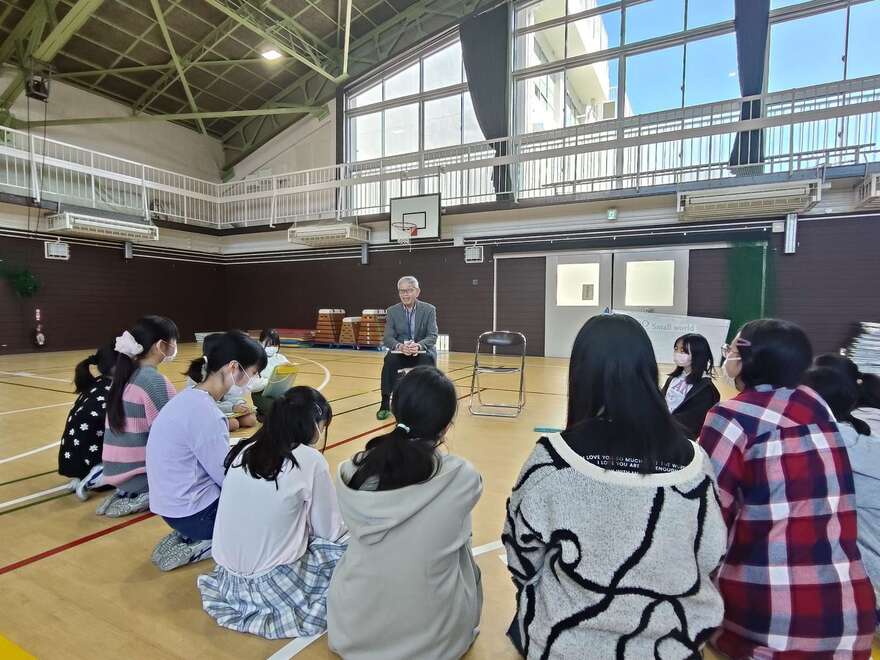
[[0, 633, 36, 659]]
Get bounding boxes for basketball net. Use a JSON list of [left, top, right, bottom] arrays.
[[395, 223, 418, 251]]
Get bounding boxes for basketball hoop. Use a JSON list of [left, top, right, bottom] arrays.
[[391, 220, 418, 249]]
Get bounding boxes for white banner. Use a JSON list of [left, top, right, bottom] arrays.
[[612, 310, 731, 365]]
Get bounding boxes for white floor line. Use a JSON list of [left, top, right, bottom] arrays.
[[266, 633, 325, 660], [291, 356, 331, 391], [472, 539, 504, 556], [0, 370, 71, 383], [0, 401, 73, 416], [0, 483, 71, 510], [0, 440, 59, 464]]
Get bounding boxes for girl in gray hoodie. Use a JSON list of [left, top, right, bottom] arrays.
[[327, 366, 483, 660]]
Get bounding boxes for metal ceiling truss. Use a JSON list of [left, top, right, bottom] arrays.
[[223, 0, 486, 168], [0, 0, 104, 110], [149, 0, 207, 135], [17, 105, 322, 128], [200, 0, 352, 82]]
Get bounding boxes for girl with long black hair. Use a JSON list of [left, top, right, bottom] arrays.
[[328, 366, 483, 660], [58, 342, 118, 498], [99, 315, 178, 517], [504, 314, 725, 658], [198, 386, 346, 639], [146, 330, 266, 571], [661, 332, 721, 438]]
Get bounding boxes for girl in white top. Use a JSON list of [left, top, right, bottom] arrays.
[[251, 328, 292, 419], [197, 386, 347, 640]]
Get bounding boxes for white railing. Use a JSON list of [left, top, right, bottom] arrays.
[[1, 74, 878, 231]]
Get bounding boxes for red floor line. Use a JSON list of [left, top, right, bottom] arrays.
[[0, 388, 481, 577], [0, 512, 154, 576]]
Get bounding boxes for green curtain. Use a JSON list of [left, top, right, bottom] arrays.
[[726, 241, 775, 342]]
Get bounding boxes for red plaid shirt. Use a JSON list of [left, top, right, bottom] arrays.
[[699, 385, 876, 659]]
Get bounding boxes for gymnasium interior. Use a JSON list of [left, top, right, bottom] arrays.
[[1, 0, 880, 657]]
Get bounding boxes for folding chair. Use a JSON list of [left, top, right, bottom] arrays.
[[468, 331, 527, 417]]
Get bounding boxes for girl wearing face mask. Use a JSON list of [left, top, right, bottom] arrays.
[[185, 333, 259, 432], [699, 319, 875, 659], [100, 315, 179, 517], [198, 387, 347, 639], [661, 333, 720, 439], [146, 330, 267, 571], [250, 328, 291, 420]]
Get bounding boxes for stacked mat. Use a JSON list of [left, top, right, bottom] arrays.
[[847, 322, 880, 375]]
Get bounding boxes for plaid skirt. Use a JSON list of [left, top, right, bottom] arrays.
[[197, 537, 346, 639]]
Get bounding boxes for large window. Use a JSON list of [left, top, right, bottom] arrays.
[[514, 0, 879, 137], [768, 1, 880, 91], [346, 38, 482, 162], [513, 0, 737, 134]]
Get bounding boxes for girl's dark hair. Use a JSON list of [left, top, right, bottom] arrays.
[[736, 319, 812, 390], [567, 314, 682, 473], [802, 366, 871, 436], [225, 386, 332, 482], [347, 366, 456, 491], [107, 315, 179, 433], [185, 330, 267, 383], [812, 353, 880, 429], [74, 342, 118, 394], [259, 328, 281, 347], [669, 333, 716, 385]]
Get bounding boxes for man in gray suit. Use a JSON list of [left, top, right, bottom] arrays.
[[378, 275, 438, 419]]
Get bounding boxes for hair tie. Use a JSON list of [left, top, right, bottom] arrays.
[[396, 423, 410, 434], [114, 331, 143, 358]]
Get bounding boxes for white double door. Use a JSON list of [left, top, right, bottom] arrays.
[[544, 248, 689, 358]]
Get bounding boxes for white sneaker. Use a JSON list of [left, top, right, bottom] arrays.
[[75, 464, 104, 501], [66, 479, 80, 493], [153, 537, 212, 572], [104, 491, 149, 518]]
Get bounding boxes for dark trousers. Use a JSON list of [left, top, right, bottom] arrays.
[[162, 497, 219, 542], [380, 351, 435, 399]]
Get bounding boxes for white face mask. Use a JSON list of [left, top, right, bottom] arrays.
[[722, 357, 742, 391], [265, 346, 278, 357], [160, 341, 177, 363], [232, 362, 257, 392], [673, 352, 692, 368]]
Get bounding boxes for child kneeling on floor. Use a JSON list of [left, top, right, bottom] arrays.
[[146, 330, 266, 571], [198, 386, 346, 639]]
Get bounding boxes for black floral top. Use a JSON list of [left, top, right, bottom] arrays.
[[57, 377, 111, 479]]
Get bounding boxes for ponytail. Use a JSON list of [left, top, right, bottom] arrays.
[[74, 354, 99, 394], [225, 386, 331, 483], [185, 330, 266, 384], [346, 366, 456, 491], [107, 315, 178, 433]]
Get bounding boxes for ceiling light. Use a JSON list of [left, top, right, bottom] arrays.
[[261, 49, 282, 61]]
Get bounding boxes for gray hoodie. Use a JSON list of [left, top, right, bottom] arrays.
[[327, 453, 483, 660]]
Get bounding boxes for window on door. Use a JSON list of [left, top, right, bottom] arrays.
[[557, 262, 601, 306], [624, 260, 676, 307]]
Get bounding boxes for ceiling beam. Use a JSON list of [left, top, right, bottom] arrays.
[[17, 105, 322, 128], [0, 0, 104, 109], [130, 0, 274, 114], [222, 0, 484, 166], [200, 0, 342, 82], [148, 0, 207, 135], [0, 3, 47, 70], [52, 57, 305, 79]]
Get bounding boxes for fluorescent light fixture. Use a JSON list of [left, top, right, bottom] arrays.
[[261, 49, 282, 61]]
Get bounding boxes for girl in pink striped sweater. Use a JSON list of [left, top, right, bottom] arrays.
[[98, 316, 178, 517]]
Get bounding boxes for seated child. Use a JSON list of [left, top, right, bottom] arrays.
[[198, 386, 346, 638]]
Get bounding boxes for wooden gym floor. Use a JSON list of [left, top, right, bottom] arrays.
[[0, 345, 876, 659]]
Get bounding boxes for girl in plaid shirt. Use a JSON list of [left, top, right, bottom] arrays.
[[700, 319, 876, 659]]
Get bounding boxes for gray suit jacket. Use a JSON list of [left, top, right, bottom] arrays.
[[383, 300, 438, 359]]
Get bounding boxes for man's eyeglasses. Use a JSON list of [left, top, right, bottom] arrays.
[[398, 288, 416, 295]]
